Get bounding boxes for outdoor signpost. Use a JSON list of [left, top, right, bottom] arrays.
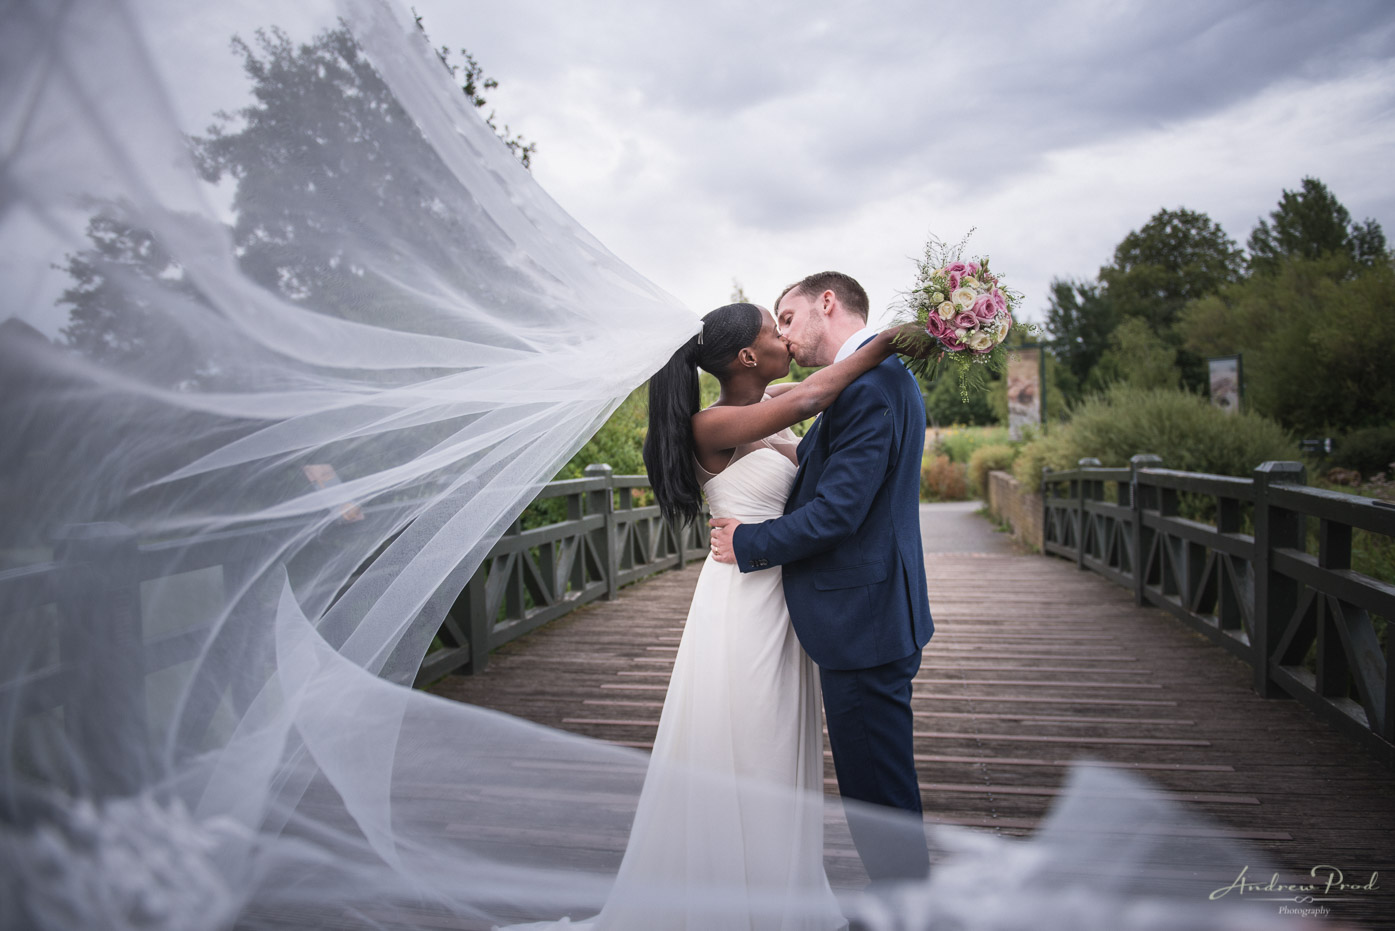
[[1207, 354, 1242, 414], [1007, 344, 1046, 440]]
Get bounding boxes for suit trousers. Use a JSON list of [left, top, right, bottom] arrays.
[[819, 649, 930, 881]]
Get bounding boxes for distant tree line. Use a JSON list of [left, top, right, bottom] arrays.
[[1044, 177, 1392, 437]]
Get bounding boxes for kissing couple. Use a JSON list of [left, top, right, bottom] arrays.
[[507, 271, 935, 929]]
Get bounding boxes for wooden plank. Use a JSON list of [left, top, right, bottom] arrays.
[[428, 542, 1395, 931]]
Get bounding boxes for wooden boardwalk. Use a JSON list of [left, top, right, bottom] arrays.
[[430, 507, 1395, 930]]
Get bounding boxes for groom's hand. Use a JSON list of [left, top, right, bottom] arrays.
[[708, 518, 741, 564]]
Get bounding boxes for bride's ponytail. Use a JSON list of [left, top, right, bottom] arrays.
[[643, 303, 763, 527], [644, 334, 703, 526]]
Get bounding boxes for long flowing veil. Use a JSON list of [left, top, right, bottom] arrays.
[[0, 1, 1306, 928]]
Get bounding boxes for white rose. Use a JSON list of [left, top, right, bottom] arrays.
[[966, 329, 994, 351], [962, 276, 980, 290], [951, 287, 977, 309], [937, 301, 956, 319]]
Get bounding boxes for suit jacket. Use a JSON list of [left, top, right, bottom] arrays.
[[731, 345, 933, 670]]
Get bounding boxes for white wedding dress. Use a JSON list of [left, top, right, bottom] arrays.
[[507, 428, 845, 930]]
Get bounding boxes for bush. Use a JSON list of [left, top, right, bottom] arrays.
[[1333, 426, 1395, 479], [1012, 386, 1300, 491], [933, 425, 1012, 464], [968, 443, 1019, 497], [921, 453, 969, 501]]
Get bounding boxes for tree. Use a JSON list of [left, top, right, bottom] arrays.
[[191, 25, 537, 324], [1180, 254, 1395, 434], [416, 13, 536, 169], [1090, 318, 1179, 390], [58, 20, 535, 371], [1096, 207, 1244, 390], [1247, 177, 1388, 274], [1043, 277, 1115, 401], [921, 368, 997, 427], [57, 214, 212, 385], [1098, 208, 1244, 335]]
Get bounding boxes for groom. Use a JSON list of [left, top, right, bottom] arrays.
[[709, 271, 933, 881]]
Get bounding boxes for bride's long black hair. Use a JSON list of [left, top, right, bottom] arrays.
[[643, 302, 764, 527]]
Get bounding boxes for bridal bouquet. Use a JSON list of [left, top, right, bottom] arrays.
[[892, 231, 1035, 399]]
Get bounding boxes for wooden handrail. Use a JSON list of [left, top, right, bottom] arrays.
[[0, 466, 706, 724], [1041, 457, 1393, 766]]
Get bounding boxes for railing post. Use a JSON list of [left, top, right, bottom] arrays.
[[585, 464, 618, 600], [567, 484, 587, 592], [1253, 460, 1306, 698], [1130, 455, 1163, 606], [1041, 466, 1052, 546], [462, 572, 490, 674], [675, 506, 688, 568], [54, 522, 146, 797], [1076, 458, 1101, 570]]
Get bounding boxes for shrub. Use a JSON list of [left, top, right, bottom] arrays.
[[921, 453, 969, 501], [1010, 429, 1082, 490], [1333, 426, 1395, 479], [968, 443, 1019, 497], [1012, 386, 1300, 491], [933, 425, 1012, 464]]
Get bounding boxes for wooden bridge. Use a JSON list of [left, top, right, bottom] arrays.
[[7, 457, 1390, 927], [431, 493, 1395, 931]]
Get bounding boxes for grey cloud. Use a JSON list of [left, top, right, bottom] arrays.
[[693, 0, 1395, 227]]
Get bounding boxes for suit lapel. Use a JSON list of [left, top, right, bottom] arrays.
[[799, 414, 822, 462], [787, 413, 822, 510]]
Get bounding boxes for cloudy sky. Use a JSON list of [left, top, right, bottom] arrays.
[[406, 0, 1395, 326]]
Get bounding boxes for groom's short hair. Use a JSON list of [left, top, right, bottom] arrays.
[[777, 271, 869, 321]]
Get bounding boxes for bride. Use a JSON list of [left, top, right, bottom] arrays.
[[505, 302, 916, 929]]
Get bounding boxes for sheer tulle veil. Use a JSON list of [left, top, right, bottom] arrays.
[[0, 1, 1304, 928]]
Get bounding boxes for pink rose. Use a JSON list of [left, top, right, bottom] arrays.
[[965, 261, 980, 275], [971, 293, 998, 322], [954, 310, 978, 331], [945, 261, 971, 276], [992, 288, 1007, 311], [926, 313, 964, 350], [948, 271, 961, 291]]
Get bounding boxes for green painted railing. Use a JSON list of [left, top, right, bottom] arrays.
[[1042, 455, 1395, 766], [0, 466, 704, 787], [416, 464, 708, 682]]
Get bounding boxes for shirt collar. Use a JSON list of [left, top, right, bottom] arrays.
[[833, 326, 879, 363]]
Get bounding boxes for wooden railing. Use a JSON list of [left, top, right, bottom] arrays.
[[1042, 456, 1395, 765], [0, 465, 701, 788], [0, 516, 308, 794], [417, 464, 707, 682]]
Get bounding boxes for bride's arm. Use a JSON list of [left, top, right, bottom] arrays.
[[763, 382, 799, 398], [692, 325, 919, 453]]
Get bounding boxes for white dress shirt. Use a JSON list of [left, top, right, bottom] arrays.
[[833, 325, 879, 363]]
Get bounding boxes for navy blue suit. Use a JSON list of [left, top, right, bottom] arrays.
[[731, 341, 933, 880]]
